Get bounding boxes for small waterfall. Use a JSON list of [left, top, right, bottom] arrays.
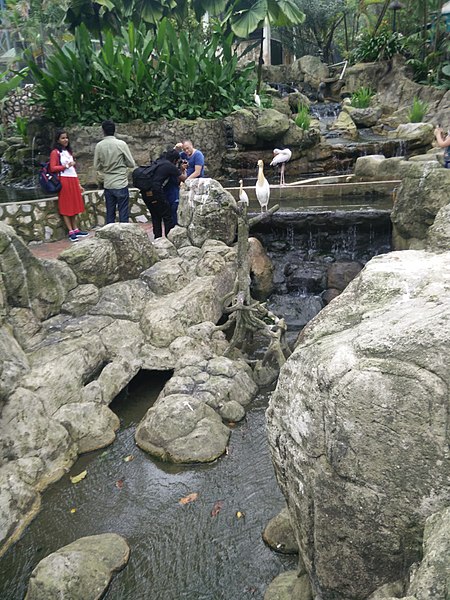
[[309, 102, 341, 121], [395, 139, 407, 157]]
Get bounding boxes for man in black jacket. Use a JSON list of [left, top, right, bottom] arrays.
[[141, 149, 185, 239]]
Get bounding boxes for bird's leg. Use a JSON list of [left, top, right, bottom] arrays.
[[280, 164, 285, 186]]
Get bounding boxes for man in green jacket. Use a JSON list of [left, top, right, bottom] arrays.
[[94, 120, 136, 223]]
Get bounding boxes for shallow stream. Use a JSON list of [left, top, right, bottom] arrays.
[[0, 372, 296, 600]]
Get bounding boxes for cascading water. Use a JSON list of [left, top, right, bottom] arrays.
[[250, 202, 392, 344]]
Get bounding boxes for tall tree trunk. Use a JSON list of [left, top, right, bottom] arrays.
[[373, 0, 390, 34], [256, 27, 264, 95]]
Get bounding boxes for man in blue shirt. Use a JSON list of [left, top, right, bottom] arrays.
[[176, 140, 205, 179]]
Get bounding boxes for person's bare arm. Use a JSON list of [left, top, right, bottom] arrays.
[[187, 164, 202, 179], [434, 127, 450, 148]]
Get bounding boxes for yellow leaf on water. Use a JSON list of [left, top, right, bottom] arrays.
[[124, 455, 134, 462], [179, 492, 198, 505], [236, 511, 245, 519], [70, 470, 87, 484], [70, 508, 77, 514]]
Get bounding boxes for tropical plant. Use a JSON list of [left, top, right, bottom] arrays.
[[0, 68, 29, 103], [65, 0, 189, 43], [15, 116, 29, 142], [196, 0, 306, 93], [408, 96, 429, 123], [350, 27, 405, 63], [350, 86, 374, 108], [25, 20, 257, 124], [295, 103, 310, 130], [403, 30, 450, 89]]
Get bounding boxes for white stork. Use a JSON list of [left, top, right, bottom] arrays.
[[255, 160, 270, 213], [238, 179, 249, 205]]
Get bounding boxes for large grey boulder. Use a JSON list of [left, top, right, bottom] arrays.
[[54, 402, 120, 453], [298, 56, 329, 89], [387, 123, 434, 148], [90, 279, 151, 321], [427, 204, 450, 253], [59, 237, 120, 287], [264, 570, 312, 600], [25, 533, 130, 600], [140, 274, 233, 348], [95, 222, 157, 278], [391, 162, 450, 248], [330, 111, 358, 139], [0, 387, 74, 468], [0, 459, 42, 555], [262, 507, 299, 554], [160, 355, 257, 419], [255, 109, 290, 141], [140, 257, 190, 294], [407, 507, 450, 600], [343, 105, 382, 128], [248, 236, 274, 300], [178, 179, 238, 247], [267, 250, 450, 600], [0, 223, 75, 320], [225, 109, 258, 146], [135, 393, 230, 463], [61, 284, 100, 317], [369, 506, 450, 600], [0, 325, 29, 401]]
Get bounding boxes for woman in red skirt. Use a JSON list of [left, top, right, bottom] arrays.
[[50, 129, 88, 242]]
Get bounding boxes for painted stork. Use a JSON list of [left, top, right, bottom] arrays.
[[270, 148, 292, 186]]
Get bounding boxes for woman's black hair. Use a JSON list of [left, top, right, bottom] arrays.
[[165, 149, 180, 163], [53, 129, 73, 154]]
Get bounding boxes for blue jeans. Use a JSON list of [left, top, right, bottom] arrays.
[[104, 187, 129, 223], [165, 185, 179, 226]]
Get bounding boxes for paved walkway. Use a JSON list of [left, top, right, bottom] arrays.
[[29, 223, 154, 260]]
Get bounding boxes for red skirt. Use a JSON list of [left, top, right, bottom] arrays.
[[58, 176, 85, 216]]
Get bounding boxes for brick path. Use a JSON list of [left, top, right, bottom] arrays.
[[29, 222, 154, 260]]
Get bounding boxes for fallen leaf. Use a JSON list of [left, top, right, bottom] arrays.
[[115, 478, 124, 489], [179, 492, 198, 505], [123, 455, 134, 462], [70, 508, 77, 514], [236, 511, 245, 519], [228, 422, 236, 428], [211, 500, 223, 517], [70, 470, 87, 484]]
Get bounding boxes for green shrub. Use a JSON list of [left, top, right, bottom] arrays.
[[15, 116, 28, 143], [26, 20, 257, 125], [350, 29, 404, 64], [408, 97, 429, 123], [350, 87, 375, 109], [295, 103, 310, 130]]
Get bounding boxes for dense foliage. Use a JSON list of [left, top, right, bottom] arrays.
[[349, 28, 404, 63], [408, 97, 429, 123], [350, 86, 374, 108], [25, 20, 257, 124]]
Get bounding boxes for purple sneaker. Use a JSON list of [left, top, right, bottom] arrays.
[[74, 229, 89, 237], [69, 233, 79, 242]]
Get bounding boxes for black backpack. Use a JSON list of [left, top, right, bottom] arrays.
[[132, 160, 160, 192], [39, 161, 62, 194]]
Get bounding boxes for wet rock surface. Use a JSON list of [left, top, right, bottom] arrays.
[[0, 181, 249, 555], [25, 533, 130, 600], [267, 249, 450, 599]]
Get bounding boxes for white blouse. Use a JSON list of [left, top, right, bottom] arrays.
[[60, 149, 77, 178]]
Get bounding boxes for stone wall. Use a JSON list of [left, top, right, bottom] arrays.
[[0, 189, 150, 243], [54, 119, 228, 187]]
